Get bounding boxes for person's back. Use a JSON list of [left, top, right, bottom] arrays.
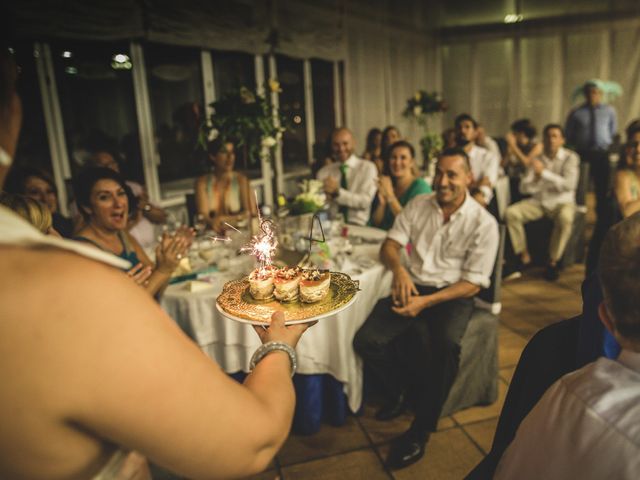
[[494, 353, 640, 479], [0, 209, 308, 479], [495, 212, 640, 479]]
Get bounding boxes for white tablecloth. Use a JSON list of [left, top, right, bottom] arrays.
[[161, 230, 391, 413]]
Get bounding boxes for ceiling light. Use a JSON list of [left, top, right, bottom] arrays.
[[62, 50, 73, 58], [504, 14, 524, 23], [112, 53, 130, 64]]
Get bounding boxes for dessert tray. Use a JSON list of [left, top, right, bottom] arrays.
[[216, 272, 360, 325]]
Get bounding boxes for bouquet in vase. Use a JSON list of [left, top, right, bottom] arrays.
[[290, 179, 326, 215]]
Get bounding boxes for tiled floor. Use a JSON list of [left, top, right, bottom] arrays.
[[246, 264, 585, 480]]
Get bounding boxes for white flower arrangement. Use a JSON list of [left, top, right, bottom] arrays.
[[292, 179, 326, 214]]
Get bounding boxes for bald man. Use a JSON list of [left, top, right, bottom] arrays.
[[317, 128, 378, 226]]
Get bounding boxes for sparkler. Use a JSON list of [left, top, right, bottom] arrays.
[[237, 190, 278, 274]]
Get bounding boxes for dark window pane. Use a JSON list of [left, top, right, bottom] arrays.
[[146, 44, 204, 183], [212, 50, 255, 97], [211, 50, 258, 177], [276, 55, 308, 172], [311, 58, 335, 162], [52, 41, 141, 181], [13, 43, 52, 174]]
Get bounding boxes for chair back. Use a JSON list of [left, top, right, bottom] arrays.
[[185, 193, 197, 227], [477, 224, 507, 308], [575, 161, 590, 206]]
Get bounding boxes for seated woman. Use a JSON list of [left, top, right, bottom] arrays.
[[74, 167, 190, 295], [369, 140, 431, 230], [614, 135, 640, 218], [194, 137, 254, 233], [362, 127, 383, 173], [89, 150, 167, 250], [4, 166, 74, 237], [0, 192, 59, 236]]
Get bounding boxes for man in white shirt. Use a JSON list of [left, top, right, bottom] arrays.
[[495, 212, 640, 480], [505, 124, 579, 281], [317, 127, 378, 226], [455, 113, 500, 206], [353, 147, 499, 470]]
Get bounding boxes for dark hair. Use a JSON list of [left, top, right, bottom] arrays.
[[510, 119, 537, 140], [543, 123, 564, 137], [383, 140, 416, 176], [206, 137, 235, 157], [380, 126, 401, 163], [364, 128, 382, 154], [625, 119, 640, 142], [598, 212, 640, 342], [454, 113, 478, 129], [4, 166, 57, 195], [74, 167, 132, 221], [438, 147, 471, 172]]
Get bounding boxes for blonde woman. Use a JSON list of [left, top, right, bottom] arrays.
[[0, 192, 59, 236]]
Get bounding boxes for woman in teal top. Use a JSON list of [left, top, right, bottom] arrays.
[[369, 140, 431, 230], [73, 167, 191, 296]]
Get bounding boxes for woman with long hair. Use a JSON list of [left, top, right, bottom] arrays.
[[369, 140, 431, 230]]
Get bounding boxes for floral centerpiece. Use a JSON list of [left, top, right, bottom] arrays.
[[290, 179, 326, 215], [402, 90, 448, 165], [199, 82, 287, 169]]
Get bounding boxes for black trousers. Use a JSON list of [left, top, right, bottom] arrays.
[[353, 285, 474, 434], [580, 149, 610, 218]]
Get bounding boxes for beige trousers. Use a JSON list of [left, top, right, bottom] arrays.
[[505, 200, 576, 262]]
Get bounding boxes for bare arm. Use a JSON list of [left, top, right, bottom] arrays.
[[25, 251, 305, 479], [370, 193, 386, 227], [194, 176, 212, 225], [614, 171, 640, 218], [381, 238, 418, 306]]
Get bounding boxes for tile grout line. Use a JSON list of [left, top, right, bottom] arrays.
[[354, 415, 396, 479]]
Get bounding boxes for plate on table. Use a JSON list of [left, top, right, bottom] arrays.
[[216, 272, 360, 325]]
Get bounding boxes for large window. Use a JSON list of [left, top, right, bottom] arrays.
[[311, 59, 336, 158], [51, 41, 141, 181], [13, 43, 52, 174], [277, 54, 308, 172], [145, 44, 204, 183], [211, 50, 259, 176]]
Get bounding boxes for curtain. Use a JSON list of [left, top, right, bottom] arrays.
[[440, 18, 640, 140]]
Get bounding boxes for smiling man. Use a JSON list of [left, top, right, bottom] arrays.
[[316, 127, 378, 226], [353, 147, 499, 469]]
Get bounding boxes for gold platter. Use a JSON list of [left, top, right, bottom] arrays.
[[216, 272, 360, 325]]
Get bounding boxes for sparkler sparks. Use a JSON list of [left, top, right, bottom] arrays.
[[237, 190, 279, 272]]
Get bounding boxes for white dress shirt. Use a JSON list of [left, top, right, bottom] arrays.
[[387, 193, 499, 288], [520, 147, 579, 210], [495, 349, 640, 480], [467, 145, 500, 203], [317, 154, 378, 226]]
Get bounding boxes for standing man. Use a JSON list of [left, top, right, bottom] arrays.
[[505, 124, 579, 281], [565, 80, 617, 218], [354, 148, 499, 470], [317, 127, 378, 226], [455, 113, 500, 206]]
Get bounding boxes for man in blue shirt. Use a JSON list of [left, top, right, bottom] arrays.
[[565, 80, 617, 220]]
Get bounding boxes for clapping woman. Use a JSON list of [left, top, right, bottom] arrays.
[[370, 141, 431, 230], [73, 167, 191, 295]]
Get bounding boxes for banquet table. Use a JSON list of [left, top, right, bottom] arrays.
[[160, 225, 392, 432]]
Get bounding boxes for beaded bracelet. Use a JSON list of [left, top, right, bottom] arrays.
[[250, 341, 297, 377]]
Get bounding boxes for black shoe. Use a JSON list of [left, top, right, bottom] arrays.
[[544, 264, 560, 281], [385, 430, 429, 470], [375, 393, 407, 421]]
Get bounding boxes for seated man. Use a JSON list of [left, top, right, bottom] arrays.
[[505, 124, 579, 281], [455, 113, 500, 206], [495, 212, 640, 480], [317, 127, 378, 226], [353, 147, 499, 470]]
